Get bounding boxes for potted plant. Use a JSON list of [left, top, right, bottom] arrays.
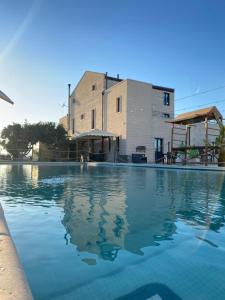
[[187, 146, 200, 163]]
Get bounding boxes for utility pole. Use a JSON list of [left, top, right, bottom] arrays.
[[67, 84, 71, 134]]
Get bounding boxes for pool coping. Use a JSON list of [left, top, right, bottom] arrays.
[[91, 162, 225, 172], [0, 204, 34, 300], [0, 161, 225, 172]]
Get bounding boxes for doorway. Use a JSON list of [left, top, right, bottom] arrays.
[[155, 138, 163, 163]]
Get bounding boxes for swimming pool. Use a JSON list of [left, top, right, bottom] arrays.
[[1, 164, 225, 300]]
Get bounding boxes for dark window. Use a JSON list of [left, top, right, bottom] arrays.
[[116, 97, 122, 112], [116, 137, 120, 152], [155, 138, 163, 152], [80, 114, 85, 120], [163, 113, 170, 118], [72, 98, 76, 104], [155, 138, 164, 162], [136, 146, 146, 153], [164, 92, 170, 106], [92, 84, 96, 91], [91, 109, 96, 129], [72, 118, 75, 134]]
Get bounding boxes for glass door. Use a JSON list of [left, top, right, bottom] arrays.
[[155, 138, 163, 163]]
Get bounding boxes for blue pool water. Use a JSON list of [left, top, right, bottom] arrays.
[[1, 164, 225, 300]]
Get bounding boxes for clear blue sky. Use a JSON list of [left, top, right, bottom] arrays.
[[0, 0, 225, 129]]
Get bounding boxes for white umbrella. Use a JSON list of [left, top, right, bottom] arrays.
[[0, 90, 14, 105]]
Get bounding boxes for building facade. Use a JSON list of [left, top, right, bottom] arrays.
[[60, 71, 175, 162]]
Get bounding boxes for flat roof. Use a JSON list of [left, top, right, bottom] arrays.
[[152, 85, 174, 93]]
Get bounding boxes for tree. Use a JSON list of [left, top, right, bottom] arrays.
[[1, 122, 68, 160], [216, 126, 225, 166]]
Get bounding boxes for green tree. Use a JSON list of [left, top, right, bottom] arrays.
[[216, 126, 225, 166], [1, 122, 68, 160]]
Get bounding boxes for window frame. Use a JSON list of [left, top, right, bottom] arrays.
[[116, 96, 122, 113], [163, 92, 170, 106], [163, 113, 170, 118], [91, 109, 96, 129], [72, 118, 75, 134], [116, 136, 120, 152]]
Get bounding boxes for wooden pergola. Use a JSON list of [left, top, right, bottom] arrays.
[[167, 106, 223, 165]]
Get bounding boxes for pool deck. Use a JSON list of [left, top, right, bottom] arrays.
[[0, 204, 33, 300], [0, 160, 225, 172]]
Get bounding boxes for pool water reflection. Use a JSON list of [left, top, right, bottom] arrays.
[[0, 165, 225, 300]]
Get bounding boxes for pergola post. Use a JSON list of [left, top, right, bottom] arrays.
[[184, 125, 188, 165], [170, 124, 174, 164], [101, 137, 104, 153], [88, 139, 91, 161], [171, 124, 174, 151], [76, 141, 79, 161], [205, 116, 208, 166]]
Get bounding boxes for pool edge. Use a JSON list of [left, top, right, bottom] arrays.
[[0, 204, 34, 300], [0, 161, 225, 172], [90, 162, 225, 172]]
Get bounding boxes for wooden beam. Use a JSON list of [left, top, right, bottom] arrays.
[[171, 124, 174, 152], [184, 125, 188, 164], [205, 116, 208, 166]]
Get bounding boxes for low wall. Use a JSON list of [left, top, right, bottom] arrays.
[[0, 204, 33, 300]]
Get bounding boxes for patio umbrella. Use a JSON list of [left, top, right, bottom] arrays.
[[0, 90, 14, 105]]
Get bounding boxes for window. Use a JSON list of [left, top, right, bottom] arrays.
[[72, 98, 76, 104], [80, 114, 85, 120], [164, 92, 170, 106], [91, 109, 96, 129], [116, 96, 122, 112], [72, 118, 75, 134], [92, 84, 96, 91], [155, 138, 163, 162], [163, 113, 170, 118]]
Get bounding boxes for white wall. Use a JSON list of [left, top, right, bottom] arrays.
[[104, 80, 128, 155]]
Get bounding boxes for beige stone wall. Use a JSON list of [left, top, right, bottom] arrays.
[[66, 71, 175, 162], [69, 72, 105, 137], [104, 80, 128, 155], [172, 122, 220, 148], [69, 72, 121, 138], [190, 122, 220, 146], [126, 80, 174, 162], [59, 115, 68, 132]]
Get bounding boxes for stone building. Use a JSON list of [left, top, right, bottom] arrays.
[[60, 71, 175, 162]]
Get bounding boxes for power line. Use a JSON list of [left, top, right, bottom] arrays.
[[176, 98, 225, 112], [175, 85, 225, 102]]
